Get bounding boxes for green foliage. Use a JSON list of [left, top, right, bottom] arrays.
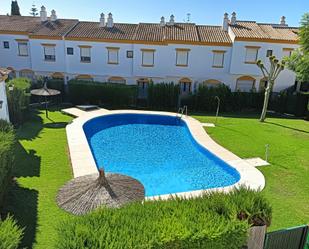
[[0, 120, 15, 207], [55, 187, 272, 249], [181, 84, 264, 112], [10, 0, 21, 16], [68, 80, 137, 107], [299, 13, 309, 53], [6, 78, 31, 125], [0, 216, 23, 249], [147, 82, 180, 110]]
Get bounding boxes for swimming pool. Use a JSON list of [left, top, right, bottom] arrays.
[[83, 113, 241, 197]]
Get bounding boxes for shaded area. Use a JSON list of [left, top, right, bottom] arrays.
[[265, 121, 309, 134], [43, 122, 68, 129], [1, 181, 38, 249], [17, 110, 44, 141]]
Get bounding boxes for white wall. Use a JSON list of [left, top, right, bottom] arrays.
[[0, 79, 9, 122], [0, 34, 32, 72], [230, 40, 299, 91]]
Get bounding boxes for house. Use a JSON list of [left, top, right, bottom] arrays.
[[0, 68, 10, 122], [0, 7, 299, 94]]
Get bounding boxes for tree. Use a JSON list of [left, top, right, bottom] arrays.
[[256, 56, 286, 122], [11, 0, 21, 16], [29, 4, 38, 17]]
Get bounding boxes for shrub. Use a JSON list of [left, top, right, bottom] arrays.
[[147, 82, 180, 110], [0, 120, 15, 207], [0, 216, 23, 249], [6, 78, 31, 125], [55, 187, 271, 249], [68, 80, 137, 107]]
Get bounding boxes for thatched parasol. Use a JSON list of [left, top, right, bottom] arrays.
[[56, 169, 145, 215], [30, 80, 60, 117]]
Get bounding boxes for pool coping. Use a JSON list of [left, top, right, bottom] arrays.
[[66, 109, 265, 200]]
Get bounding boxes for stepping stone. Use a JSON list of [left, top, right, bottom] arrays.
[[244, 157, 270, 167]]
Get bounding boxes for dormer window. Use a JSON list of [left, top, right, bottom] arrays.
[[245, 46, 260, 64]]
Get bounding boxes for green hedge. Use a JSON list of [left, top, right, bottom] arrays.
[[6, 78, 31, 125], [181, 84, 264, 112], [147, 82, 180, 110], [55, 187, 271, 249], [0, 120, 15, 208], [68, 80, 137, 107], [0, 216, 23, 249]]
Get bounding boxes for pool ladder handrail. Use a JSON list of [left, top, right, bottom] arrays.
[[176, 105, 188, 119]]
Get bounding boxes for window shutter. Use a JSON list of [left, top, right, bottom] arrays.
[[176, 51, 188, 66], [245, 48, 258, 62], [213, 52, 224, 67], [108, 49, 118, 64], [81, 47, 90, 57], [142, 51, 154, 66], [18, 43, 28, 56]]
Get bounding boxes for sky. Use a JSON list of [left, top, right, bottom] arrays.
[[1, 0, 308, 27]]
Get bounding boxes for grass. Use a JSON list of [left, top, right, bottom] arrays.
[[193, 113, 309, 231], [2, 109, 308, 248], [2, 110, 73, 249]]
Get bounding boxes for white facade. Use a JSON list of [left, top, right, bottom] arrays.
[[0, 14, 299, 93], [0, 79, 9, 122]]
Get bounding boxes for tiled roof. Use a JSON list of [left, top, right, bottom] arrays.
[[66, 22, 138, 40], [230, 21, 299, 42], [197, 25, 232, 44], [30, 19, 79, 37], [0, 15, 299, 44], [0, 15, 41, 33]]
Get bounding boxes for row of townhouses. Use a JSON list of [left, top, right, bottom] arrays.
[[0, 6, 300, 94]]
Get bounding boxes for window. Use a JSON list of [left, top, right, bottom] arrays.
[[18, 42, 28, 56], [245, 46, 260, 63], [107, 47, 119, 64], [236, 76, 255, 92], [127, 50, 133, 58], [282, 48, 293, 58], [266, 50, 273, 57], [80, 46, 91, 63], [43, 45, 56, 61], [141, 49, 155, 67], [3, 41, 9, 49], [176, 49, 190, 67], [67, 47, 74, 55], [212, 50, 225, 68]]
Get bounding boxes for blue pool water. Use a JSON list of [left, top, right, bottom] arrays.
[[83, 114, 240, 197]]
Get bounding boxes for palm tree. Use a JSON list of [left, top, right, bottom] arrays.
[[256, 56, 286, 122]]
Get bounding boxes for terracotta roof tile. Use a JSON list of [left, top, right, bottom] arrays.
[[0, 15, 41, 33], [230, 21, 299, 42], [31, 19, 79, 37], [197, 25, 232, 44], [66, 22, 138, 40], [134, 23, 164, 42], [164, 23, 199, 42]]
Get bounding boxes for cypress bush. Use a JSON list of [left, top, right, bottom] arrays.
[[0, 120, 15, 207], [147, 82, 180, 110], [0, 216, 23, 249], [55, 187, 271, 249], [68, 80, 137, 107], [6, 78, 31, 125]]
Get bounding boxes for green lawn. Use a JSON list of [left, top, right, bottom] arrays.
[[3, 110, 74, 249], [2, 110, 309, 248], [193, 113, 309, 231]]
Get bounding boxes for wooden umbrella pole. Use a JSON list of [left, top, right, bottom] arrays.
[[98, 168, 117, 198]]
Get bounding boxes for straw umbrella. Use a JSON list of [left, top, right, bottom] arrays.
[[56, 169, 145, 215], [30, 78, 60, 118]]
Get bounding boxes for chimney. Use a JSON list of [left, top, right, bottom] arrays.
[[40, 5, 47, 22], [222, 13, 229, 31], [280, 16, 286, 25], [160, 16, 165, 26], [50, 9, 57, 21], [231, 12, 236, 25], [169, 14, 175, 25], [100, 13, 105, 27], [107, 13, 113, 28]]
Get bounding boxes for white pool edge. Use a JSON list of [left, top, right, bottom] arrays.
[[66, 109, 265, 200]]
